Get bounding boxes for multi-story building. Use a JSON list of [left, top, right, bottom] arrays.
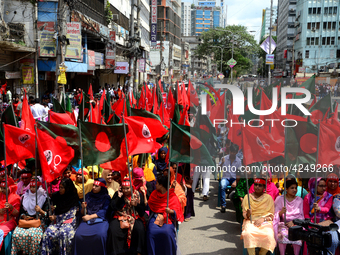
[[276, 0, 296, 75], [181, 2, 192, 36], [260, 6, 278, 41], [197, 0, 226, 28], [191, 6, 221, 36], [149, 0, 181, 82], [294, 0, 340, 74]]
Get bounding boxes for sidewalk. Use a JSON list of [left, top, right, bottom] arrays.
[[178, 177, 243, 255]]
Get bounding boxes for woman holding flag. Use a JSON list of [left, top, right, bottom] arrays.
[[0, 179, 20, 251], [241, 178, 276, 255]]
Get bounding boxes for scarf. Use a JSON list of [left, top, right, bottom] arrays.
[[307, 177, 333, 219], [326, 173, 340, 196], [148, 189, 184, 223], [52, 178, 79, 215], [86, 178, 110, 215], [154, 147, 168, 173], [133, 168, 146, 191], [22, 187, 47, 216]]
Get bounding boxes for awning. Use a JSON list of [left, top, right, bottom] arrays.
[[0, 41, 35, 52], [38, 60, 88, 73]]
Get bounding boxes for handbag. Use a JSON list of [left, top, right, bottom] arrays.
[[18, 217, 41, 229], [87, 218, 104, 225], [118, 216, 130, 229]]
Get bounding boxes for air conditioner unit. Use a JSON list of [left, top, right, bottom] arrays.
[[311, 27, 316, 32], [312, 65, 317, 69], [290, 9, 295, 11], [112, 14, 119, 21]]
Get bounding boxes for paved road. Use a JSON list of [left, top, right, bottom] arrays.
[[178, 177, 243, 255]]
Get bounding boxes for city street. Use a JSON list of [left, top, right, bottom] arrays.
[[178, 178, 243, 255]]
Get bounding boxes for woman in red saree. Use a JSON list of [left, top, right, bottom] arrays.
[[0, 179, 20, 250], [147, 175, 184, 255]]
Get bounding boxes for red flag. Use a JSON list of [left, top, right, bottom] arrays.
[[331, 103, 339, 123], [210, 92, 225, 129], [1, 82, 7, 95], [203, 83, 222, 104], [98, 90, 106, 121], [124, 116, 168, 155], [176, 82, 183, 106], [145, 84, 153, 110], [37, 128, 74, 182], [4, 124, 35, 166], [130, 91, 137, 106], [181, 82, 189, 109], [319, 120, 340, 166], [158, 79, 164, 93], [152, 86, 159, 114], [49, 111, 76, 126], [167, 89, 175, 119], [88, 84, 94, 100], [227, 109, 242, 149], [158, 102, 170, 128], [179, 106, 190, 126], [308, 94, 317, 109], [187, 80, 199, 106], [138, 89, 146, 109], [242, 125, 284, 166], [21, 89, 35, 132]]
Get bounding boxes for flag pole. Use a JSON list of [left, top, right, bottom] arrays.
[[314, 120, 321, 223], [245, 167, 252, 223], [44, 180, 52, 216], [122, 98, 135, 214], [283, 119, 287, 224], [166, 119, 173, 224], [113, 111, 116, 124], [78, 120, 86, 215], [34, 124, 39, 219], [82, 92, 85, 122], [3, 124, 8, 221]]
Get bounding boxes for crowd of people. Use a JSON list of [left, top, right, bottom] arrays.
[[0, 147, 194, 255]]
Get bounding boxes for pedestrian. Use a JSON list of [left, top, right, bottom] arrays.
[[219, 143, 242, 212]]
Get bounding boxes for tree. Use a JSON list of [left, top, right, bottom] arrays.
[[194, 25, 261, 78]]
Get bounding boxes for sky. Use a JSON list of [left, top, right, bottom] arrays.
[[182, 0, 278, 42]]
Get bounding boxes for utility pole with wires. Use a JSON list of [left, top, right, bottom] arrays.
[[55, 0, 67, 98], [268, 0, 273, 85]]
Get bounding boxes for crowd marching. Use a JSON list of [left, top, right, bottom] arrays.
[[0, 74, 340, 255]]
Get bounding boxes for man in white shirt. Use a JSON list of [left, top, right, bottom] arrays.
[[31, 98, 48, 119]]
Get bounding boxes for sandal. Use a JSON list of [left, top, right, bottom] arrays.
[[203, 195, 209, 201], [184, 218, 191, 222]]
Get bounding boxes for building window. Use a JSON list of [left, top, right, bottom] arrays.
[[324, 22, 327, 29], [306, 50, 309, 58], [309, 8, 312, 14], [313, 7, 317, 14], [307, 37, 310, 45], [311, 37, 315, 45], [327, 37, 331, 45], [325, 7, 328, 14], [315, 37, 319, 45], [337, 49, 340, 58], [307, 23, 311, 29], [333, 22, 336, 29], [322, 37, 326, 45], [328, 22, 332, 29], [316, 22, 320, 29], [317, 7, 321, 14], [329, 7, 333, 14], [331, 37, 335, 45], [334, 7, 337, 14]]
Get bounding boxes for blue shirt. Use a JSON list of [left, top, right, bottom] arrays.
[[220, 155, 242, 179]]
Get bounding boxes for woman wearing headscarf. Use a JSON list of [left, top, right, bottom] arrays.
[[73, 168, 94, 200], [147, 175, 184, 255], [0, 179, 20, 250], [102, 170, 119, 198], [41, 178, 79, 255], [73, 178, 111, 255], [249, 170, 279, 201], [107, 177, 146, 255], [133, 154, 157, 194], [241, 178, 276, 255], [164, 167, 187, 213], [303, 177, 333, 223], [326, 173, 340, 196], [16, 170, 32, 197], [11, 179, 48, 254], [273, 178, 304, 255], [154, 147, 168, 177], [133, 168, 148, 206]]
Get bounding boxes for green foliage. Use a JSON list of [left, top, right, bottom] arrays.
[[194, 25, 261, 78], [105, 1, 113, 25]]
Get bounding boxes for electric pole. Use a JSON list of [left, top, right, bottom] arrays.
[[34, 0, 39, 98], [159, 20, 164, 81], [129, 0, 135, 91], [133, 0, 141, 91], [268, 0, 273, 85], [55, 0, 67, 98], [168, 37, 172, 85]]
